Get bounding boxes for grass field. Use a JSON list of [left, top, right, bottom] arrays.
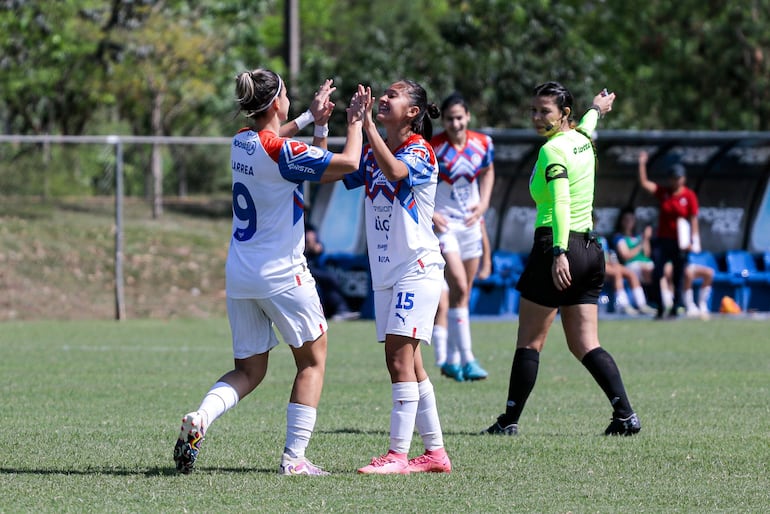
[[1, 317, 768, 513]]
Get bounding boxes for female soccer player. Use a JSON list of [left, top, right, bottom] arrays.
[[430, 92, 495, 382], [344, 80, 452, 474], [172, 70, 367, 475], [482, 82, 642, 437]]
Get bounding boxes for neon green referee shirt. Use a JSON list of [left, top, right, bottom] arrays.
[[529, 109, 599, 250]]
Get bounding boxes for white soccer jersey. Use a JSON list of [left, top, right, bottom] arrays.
[[430, 130, 494, 220], [226, 128, 332, 298], [343, 134, 444, 290]]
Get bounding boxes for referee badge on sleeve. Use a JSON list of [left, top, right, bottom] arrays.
[[545, 164, 568, 182]]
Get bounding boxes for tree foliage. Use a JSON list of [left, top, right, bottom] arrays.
[[1, 0, 769, 197]]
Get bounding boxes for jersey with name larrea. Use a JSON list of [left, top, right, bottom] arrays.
[[529, 109, 599, 249], [226, 128, 332, 299], [431, 130, 494, 220], [343, 134, 444, 290]]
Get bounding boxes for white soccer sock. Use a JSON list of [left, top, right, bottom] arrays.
[[415, 378, 444, 451], [284, 402, 317, 458], [632, 286, 648, 308], [662, 288, 674, 310], [389, 382, 419, 454], [684, 288, 696, 309], [197, 381, 239, 429], [698, 286, 712, 311], [616, 289, 631, 307], [432, 325, 448, 367], [448, 307, 474, 365]]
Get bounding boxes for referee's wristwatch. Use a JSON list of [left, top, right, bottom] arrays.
[[552, 246, 569, 257]]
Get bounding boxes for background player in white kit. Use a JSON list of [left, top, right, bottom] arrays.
[[430, 92, 495, 382], [172, 69, 367, 475], [344, 80, 452, 475]]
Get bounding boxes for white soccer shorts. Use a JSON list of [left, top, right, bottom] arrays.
[[438, 220, 483, 260], [374, 261, 444, 344], [227, 271, 327, 359]]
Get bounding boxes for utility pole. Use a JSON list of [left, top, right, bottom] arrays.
[[284, 0, 300, 84]]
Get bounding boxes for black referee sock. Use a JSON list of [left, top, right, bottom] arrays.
[[581, 347, 634, 418], [503, 348, 540, 425]]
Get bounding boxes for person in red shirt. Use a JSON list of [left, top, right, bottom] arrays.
[[637, 151, 700, 319]]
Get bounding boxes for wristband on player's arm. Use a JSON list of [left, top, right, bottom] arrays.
[[314, 124, 329, 138], [293, 109, 314, 130]]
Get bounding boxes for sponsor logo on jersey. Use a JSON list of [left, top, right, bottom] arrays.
[[374, 215, 390, 232], [573, 142, 592, 154], [285, 140, 310, 161], [233, 138, 257, 155]]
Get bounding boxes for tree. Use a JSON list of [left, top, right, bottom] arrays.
[[582, 0, 770, 130], [0, 1, 111, 135], [105, 1, 224, 216]]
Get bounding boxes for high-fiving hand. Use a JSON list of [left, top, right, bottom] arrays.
[[311, 79, 336, 125]]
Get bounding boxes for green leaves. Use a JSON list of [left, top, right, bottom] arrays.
[[1, 0, 769, 196]]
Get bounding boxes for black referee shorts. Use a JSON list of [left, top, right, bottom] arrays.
[[515, 227, 605, 308]]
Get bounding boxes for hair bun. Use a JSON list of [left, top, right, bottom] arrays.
[[427, 103, 440, 119]]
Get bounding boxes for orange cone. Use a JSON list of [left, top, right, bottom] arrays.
[[719, 296, 741, 314]]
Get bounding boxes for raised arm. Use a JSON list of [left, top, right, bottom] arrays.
[[578, 88, 616, 134], [280, 79, 336, 145], [637, 151, 658, 195], [360, 86, 410, 182], [319, 84, 367, 183]]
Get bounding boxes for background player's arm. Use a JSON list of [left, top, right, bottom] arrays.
[[637, 151, 657, 194], [476, 218, 492, 280], [467, 163, 494, 226]]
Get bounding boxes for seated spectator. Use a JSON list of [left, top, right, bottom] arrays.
[[305, 222, 360, 321], [598, 234, 656, 316], [664, 261, 713, 319], [613, 206, 673, 314], [612, 206, 655, 284]]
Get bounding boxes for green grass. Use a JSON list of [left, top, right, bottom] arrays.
[[1, 317, 768, 513], [0, 197, 231, 320]]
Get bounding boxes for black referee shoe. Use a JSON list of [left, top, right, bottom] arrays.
[[604, 412, 642, 436], [481, 414, 518, 435]]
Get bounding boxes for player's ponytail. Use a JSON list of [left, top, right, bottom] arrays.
[[401, 79, 439, 140], [235, 69, 283, 119]]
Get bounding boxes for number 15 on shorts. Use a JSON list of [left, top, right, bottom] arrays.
[[395, 292, 415, 310]]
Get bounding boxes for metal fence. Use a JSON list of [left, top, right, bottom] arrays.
[[3, 131, 770, 319]]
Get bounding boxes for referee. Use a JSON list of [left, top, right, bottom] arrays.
[[482, 82, 641, 437]]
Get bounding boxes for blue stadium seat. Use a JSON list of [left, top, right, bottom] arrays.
[[725, 250, 770, 311], [748, 252, 770, 311], [318, 253, 374, 318], [690, 251, 746, 312], [471, 251, 523, 315]]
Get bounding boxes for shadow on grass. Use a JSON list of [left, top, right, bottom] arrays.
[[317, 427, 500, 436], [0, 466, 277, 476], [316, 428, 388, 435]]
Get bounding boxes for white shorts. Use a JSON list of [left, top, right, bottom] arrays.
[[626, 260, 654, 279], [226, 271, 327, 359], [438, 220, 483, 260], [374, 262, 444, 344]]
